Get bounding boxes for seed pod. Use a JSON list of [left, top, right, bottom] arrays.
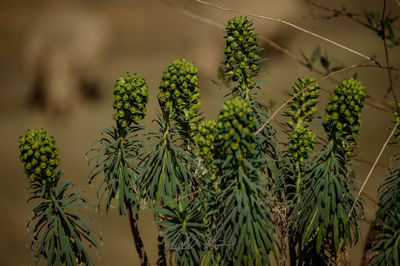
[[113, 72, 149, 128], [323, 78, 366, 151], [18, 129, 59, 183]]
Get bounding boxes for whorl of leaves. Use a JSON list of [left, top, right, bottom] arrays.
[[157, 59, 200, 130], [224, 16, 262, 95], [155, 196, 207, 266], [369, 150, 400, 265], [26, 172, 100, 266], [87, 126, 142, 215], [113, 73, 149, 128], [18, 129, 60, 184], [323, 78, 366, 152], [292, 142, 361, 263], [202, 97, 275, 265], [137, 112, 194, 206]]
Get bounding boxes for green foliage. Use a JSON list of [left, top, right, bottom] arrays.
[[20, 129, 99, 266], [370, 155, 400, 265], [155, 196, 207, 266], [201, 97, 275, 265], [364, 11, 400, 46], [88, 73, 149, 216], [293, 142, 361, 263], [19, 129, 60, 184], [87, 126, 142, 215], [20, 9, 400, 266], [139, 59, 201, 207], [224, 16, 262, 97], [369, 114, 400, 265], [113, 73, 149, 128], [323, 78, 366, 153]]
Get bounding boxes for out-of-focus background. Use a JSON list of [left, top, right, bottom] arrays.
[[1, 0, 399, 265]]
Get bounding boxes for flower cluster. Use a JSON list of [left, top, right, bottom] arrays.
[[224, 16, 261, 94], [215, 97, 257, 164], [287, 125, 316, 163], [285, 77, 319, 163], [18, 129, 59, 184], [285, 77, 320, 126], [113, 73, 148, 128], [195, 120, 217, 173], [158, 59, 200, 125], [324, 78, 366, 149]]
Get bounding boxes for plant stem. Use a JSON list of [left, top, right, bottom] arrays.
[[156, 228, 167, 266], [124, 200, 149, 266]]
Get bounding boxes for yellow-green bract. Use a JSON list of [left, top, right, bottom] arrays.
[[158, 59, 200, 124], [224, 16, 261, 94], [113, 72, 149, 128], [18, 128, 59, 184], [215, 97, 257, 163], [324, 78, 366, 151]]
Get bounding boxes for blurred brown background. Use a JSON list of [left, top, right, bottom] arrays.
[[1, 0, 399, 265]]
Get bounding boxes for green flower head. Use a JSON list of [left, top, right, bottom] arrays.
[[224, 16, 261, 94], [285, 76, 320, 126], [113, 72, 148, 127], [288, 125, 316, 163], [323, 78, 366, 149], [18, 129, 59, 184], [158, 59, 200, 124], [215, 97, 257, 162], [195, 120, 217, 171]]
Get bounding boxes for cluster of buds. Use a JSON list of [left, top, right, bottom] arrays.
[[285, 77, 320, 126], [224, 16, 261, 94], [158, 59, 200, 127], [287, 125, 316, 163], [113, 73, 149, 128], [195, 120, 217, 174], [18, 129, 59, 184], [215, 97, 257, 164], [285, 77, 320, 163], [324, 78, 366, 150]]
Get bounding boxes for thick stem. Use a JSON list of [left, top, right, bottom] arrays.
[[156, 227, 167, 266], [125, 200, 149, 266]]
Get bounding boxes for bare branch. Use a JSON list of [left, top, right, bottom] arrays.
[[348, 119, 400, 219], [381, 0, 399, 113], [255, 63, 398, 136], [194, 0, 383, 66]]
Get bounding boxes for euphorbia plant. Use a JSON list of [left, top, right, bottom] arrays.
[[18, 10, 400, 265], [19, 129, 100, 266]]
